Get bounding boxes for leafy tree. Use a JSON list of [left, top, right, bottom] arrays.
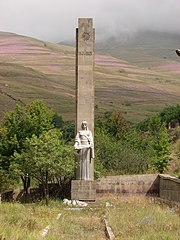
[[11, 129, 74, 204], [52, 113, 64, 129], [0, 100, 55, 164], [173, 137, 180, 178], [136, 104, 180, 131], [25, 100, 55, 136], [160, 104, 180, 126], [62, 120, 75, 142], [96, 111, 131, 140], [135, 118, 149, 132], [0, 166, 15, 192], [147, 115, 171, 173], [0, 100, 55, 156], [0, 105, 25, 158], [95, 128, 149, 174], [0, 100, 66, 193]]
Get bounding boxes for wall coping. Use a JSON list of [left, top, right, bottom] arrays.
[[97, 174, 159, 182], [159, 174, 180, 184]]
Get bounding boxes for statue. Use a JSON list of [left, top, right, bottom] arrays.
[[74, 121, 94, 180]]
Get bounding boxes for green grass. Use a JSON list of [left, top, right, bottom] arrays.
[[0, 197, 179, 239], [106, 197, 180, 240], [0, 201, 105, 240]]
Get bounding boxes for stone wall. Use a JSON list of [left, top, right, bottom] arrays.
[[159, 174, 180, 203], [96, 174, 159, 197], [1, 174, 179, 203]]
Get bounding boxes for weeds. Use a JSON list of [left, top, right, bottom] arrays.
[[0, 197, 179, 239]]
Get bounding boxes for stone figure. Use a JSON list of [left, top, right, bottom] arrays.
[[74, 121, 94, 180]]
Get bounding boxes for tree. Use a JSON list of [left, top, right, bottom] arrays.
[[0, 100, 63, 192], [11, 129, 74, 204], [173, 137, 180, 178], [160, 104, 180, 127], [95, 127, 150, 175], [61, 120, 75, 142], [136, 104, 180, 131], [25, 100, 55, 136], [0, 100, 55, 158], [96, 111, 131, 140], [147, 115, 171, 173]]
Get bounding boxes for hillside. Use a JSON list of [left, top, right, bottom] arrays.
[[0, 31, 180, 123]]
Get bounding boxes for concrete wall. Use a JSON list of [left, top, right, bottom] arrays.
[[159, 174, 180, 203], [96, 174, 160, 197], [1, 174, 179, 203]]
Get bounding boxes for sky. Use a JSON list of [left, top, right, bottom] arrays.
[[1, 0, 180, 43]]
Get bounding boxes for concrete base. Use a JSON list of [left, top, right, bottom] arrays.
[[71, 180, 96, 201]]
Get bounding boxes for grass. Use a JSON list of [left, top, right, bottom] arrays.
[[0, 201, 105, 240], [0, 197, 179, 239], [106, 197, 180, 240]]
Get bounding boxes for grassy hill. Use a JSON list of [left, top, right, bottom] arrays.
[[0, 31, 180, 123], [0, 32, 76, 121]]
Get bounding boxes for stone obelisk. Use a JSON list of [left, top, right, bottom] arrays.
[[71, 18, 96, 201], [76, 18, 95, 135]]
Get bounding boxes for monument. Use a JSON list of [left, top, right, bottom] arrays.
[[71, 18, 96, 201], [74, 120, 94, 180]]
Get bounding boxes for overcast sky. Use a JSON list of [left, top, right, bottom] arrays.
[[1, 0, 180, 43]]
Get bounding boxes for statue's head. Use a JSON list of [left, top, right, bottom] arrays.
[[81, 121, 88, 130]]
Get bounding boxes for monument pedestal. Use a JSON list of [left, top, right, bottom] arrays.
[[71, 180, 96, 201]]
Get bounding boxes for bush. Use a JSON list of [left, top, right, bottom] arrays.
[[95, 128, 149, 175]]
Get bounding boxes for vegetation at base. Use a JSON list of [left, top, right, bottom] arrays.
[[0, 200, 106, 240], [12, 129, 74, 205], [0, 100, 75, 202], [106, 197, 180, 240], [95, 110, 171, 174], [171, 128, 180, 178], [0, 100, 179, 199], [0, 197, 179, 239]]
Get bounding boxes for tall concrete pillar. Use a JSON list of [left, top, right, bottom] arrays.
[[71, 18, 96, 201], [75, 18, 95, 180], [76, 18, 95, 132]]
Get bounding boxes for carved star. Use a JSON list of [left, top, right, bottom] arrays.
[[82, 32, 90, 41]]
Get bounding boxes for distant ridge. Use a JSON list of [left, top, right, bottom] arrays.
[[96, 31, 180, 67]]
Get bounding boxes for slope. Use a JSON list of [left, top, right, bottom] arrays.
[[0, 31, 180, 122]]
